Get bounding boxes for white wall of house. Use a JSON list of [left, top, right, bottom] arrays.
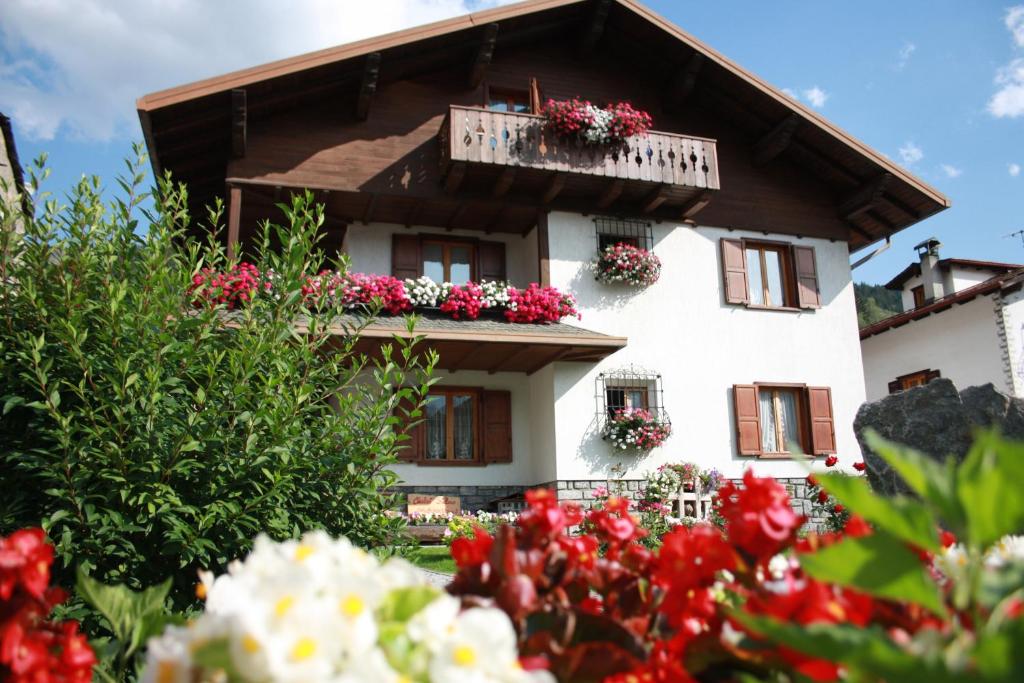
[[545, 212, 866, 481], [344, 222, 539, 286], [860, 293, 1009, 401], [947, 268, 993, 295], [996, 287, 1024, 397], [900, 274, 924, 311]]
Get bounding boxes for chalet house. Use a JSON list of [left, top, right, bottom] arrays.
[[861, 239, 1024, 401], [136, 0, 949, 509]]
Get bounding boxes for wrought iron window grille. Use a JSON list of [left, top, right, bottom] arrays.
[[593, 216, 654, 253], [595, 366, 669, 427]]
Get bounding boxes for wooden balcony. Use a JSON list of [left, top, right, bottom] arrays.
[[439, 105, 719, 219]]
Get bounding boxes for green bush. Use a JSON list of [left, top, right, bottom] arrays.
[[0, 150, 435, 610]]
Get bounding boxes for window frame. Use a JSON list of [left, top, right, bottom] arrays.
[[421, 238, 477, 284], [889, 369, 941, 394], [484, 85, 531, 113], [911, 284, 926, 308], [753, 382, 810, 458], [744, 240, 798, 310], [420, 386, 482, 465], [604, 384, 650, 418], [593, 216, 654, 253]]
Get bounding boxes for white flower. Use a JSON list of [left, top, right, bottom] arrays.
[[429, 607, 526, 683]]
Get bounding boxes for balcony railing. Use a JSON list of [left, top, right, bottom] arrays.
[[439, 105, 720, 191]]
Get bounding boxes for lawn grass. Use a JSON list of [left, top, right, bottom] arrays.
[[408, 544, 456, 574]]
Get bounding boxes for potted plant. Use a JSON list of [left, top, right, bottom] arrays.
[[593, 242, 662, 287], [602, 408, 671, 451], [541, 98, 653, 146]]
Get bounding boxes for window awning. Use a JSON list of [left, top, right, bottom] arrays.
[[323, 312, 627, 374]]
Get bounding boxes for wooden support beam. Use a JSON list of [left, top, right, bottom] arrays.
[[578, 0, 612, 53], [449, 343, 487, 371], [838, 173, 892, 220], [666, 52, 704, 110], [881, 192, 921, 221], [444, 162, 467, 195], [752, 113, 800, 166], [355, 52, 381, 121], [446, 204, 469, 231], [536, 210, 551, 286], [866, 209, 897, 231], [468, 23, 499, 88], [680, 190, 712, 220], [488, 344, 530, 374], [596, 178, 625, 209], [230, 89, 247, 158], [846, 221, 874, 241], [526, 347, 572, 376], [492, 167, 516, 197], [361, 193, 378, 225], [405, 199, 424, 228], [641, 184, 671, 213], [226, 185, 242, 259], [541, 172, 565, 204], [485, 206, 506, 233]]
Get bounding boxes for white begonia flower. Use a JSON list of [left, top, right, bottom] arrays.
[[429, 607, 525, 683], [407, 592, 461, 652]]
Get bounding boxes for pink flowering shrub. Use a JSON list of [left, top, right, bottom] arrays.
[[189, 262, 268, 309], [594, 242, 662, 287], [505, 284, 580, 323], [602, 408, 672, 451], [440, 282, 485, 320], [542, 98, 653, 145]]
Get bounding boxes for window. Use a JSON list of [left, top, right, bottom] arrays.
[[487, 88, 530, 113], [393, 388, 512, 465], [424, 389, 478, 462], [594, 216, 653, 253], [721, 239, 820, 310], [605, 386, 649, 418], [911, 285, 925, 308], [422, 240, 476, 284], [733, 384, 835, 457], [596, 368, 668, 423], [745, 243, 795, 308], [888, 369, 940, 394]]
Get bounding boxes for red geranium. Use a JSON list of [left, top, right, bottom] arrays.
[[716, 470, 804, 565]]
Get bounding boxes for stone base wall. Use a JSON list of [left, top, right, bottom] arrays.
[[393, 477, 825, 527]]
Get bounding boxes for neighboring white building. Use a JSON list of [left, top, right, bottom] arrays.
[[861, 239, 1024, 401], [137, 0, 951, 510]]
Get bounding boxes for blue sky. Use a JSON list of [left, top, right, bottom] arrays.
[[2, 1, 1022, 285]]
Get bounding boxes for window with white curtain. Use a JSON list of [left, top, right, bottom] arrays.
[[757, 386, 803, 454], [423, 389, 479, 461]]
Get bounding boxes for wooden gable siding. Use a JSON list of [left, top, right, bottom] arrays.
[[227, 41, 848, 241]]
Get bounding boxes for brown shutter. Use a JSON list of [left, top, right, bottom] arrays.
[[793, 246, 821, 309], [925, 369, 941, 382], [733, 385, 762, 456], [529, 77, 543, 115], [482, 390, 512, 464], [392, 234, 421, 280], [887, 380, 902, 395], [807, 386, 836, 455], [393, 392, 424, 463], [721, 239, 749, 305], [477, 241, 507, 282]]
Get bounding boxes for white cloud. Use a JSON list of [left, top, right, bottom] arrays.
[[897, 141, 924, 167], [1008, 6, 1024, 47], [1011, 163, 1022, 177], [781, 87, 798, 99], [802, 86, 829, 108], [895, 42, 916, 70], [989, 58, 1024, 118], [940, 164, 962, 178], [0, 0, 513, 141]]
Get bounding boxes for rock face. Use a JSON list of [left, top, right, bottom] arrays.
[[853, 379, 1024, 496]]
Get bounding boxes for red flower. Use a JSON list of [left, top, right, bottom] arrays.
[[852, 461, 866, 472], [817, 490, 829, 504], [655, 524, 736, 592], [716, 471, 804, 564], [824, 455, 838, 467], [450, 527, 493, 568], [833, 504, 845, 513], [939, 530, 957, 548]]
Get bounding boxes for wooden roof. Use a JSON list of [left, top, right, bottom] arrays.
[[884, 258, 1023, 290], [137, 0, 950, 249]]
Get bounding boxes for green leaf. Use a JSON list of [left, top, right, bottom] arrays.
[[376, 586, 440, 624], [799, 532, 948, 617], [957, 430, 1024, 550], [76, 567, 172, 647], [816, 472, 939, 551]]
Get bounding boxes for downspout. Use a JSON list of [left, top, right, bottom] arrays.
[[849, 237, 891, 271]]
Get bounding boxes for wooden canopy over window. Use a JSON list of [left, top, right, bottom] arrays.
[[316, 312, 627, 374], [137, 0, 948, 250]]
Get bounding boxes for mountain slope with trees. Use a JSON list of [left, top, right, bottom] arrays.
[[854, 282, 902, 327]]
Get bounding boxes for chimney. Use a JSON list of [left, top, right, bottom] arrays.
[[914, 237, 943, 302]]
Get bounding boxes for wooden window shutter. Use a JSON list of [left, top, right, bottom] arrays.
[[393, 393, 424, 462], [807, 386, 836, 455], [733, 384, 762, 456], [482, 390, 513, 463], [792, 246, 821, 309], [391, 234, 421, 280], [926, 369, 941, 382], [477, 241, 507, 282], [720, 239, 749, 305], [529, 77, 543, 115], [887, 379, 902, 395]]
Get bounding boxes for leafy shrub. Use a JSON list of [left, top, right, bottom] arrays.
[[0, 151, 435, 610]]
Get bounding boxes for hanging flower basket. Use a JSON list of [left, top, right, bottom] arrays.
[[593, 242, 662, 287], [602, 408, 671, 451], [542, 98, 653, 146]]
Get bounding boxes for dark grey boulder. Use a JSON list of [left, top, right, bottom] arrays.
[[853, 379, 1024, 496]]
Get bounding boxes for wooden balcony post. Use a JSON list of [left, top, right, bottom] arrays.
[[227, 185, 241, 260], [536, 210, 550, 287]]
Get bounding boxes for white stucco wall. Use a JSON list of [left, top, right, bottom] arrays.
[[900, 274, 923, 311], [947, 267, 993, 295], [545, 212, 866, 481], [996, 287, 1024, 397], [860, 294, 1009, 401], [344, 222, 538, 287]]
